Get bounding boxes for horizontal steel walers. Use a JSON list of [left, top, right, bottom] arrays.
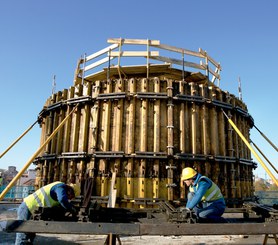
[[33, 152, 257, 167], [175, 153, 257, 167], [39, 92, 253, 124]]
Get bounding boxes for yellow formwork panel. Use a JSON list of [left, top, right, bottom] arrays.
[[36, 72, 255, 207]]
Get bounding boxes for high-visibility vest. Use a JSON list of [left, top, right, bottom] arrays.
[[24, 181, 62, 213], [189, 176, 223, 202]]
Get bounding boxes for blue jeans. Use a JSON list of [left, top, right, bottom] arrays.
[[188, 192, 226, 223], [15, 202, 35, 245]]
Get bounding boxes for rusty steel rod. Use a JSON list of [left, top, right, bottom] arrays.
[[251, 140, 278, 175], [1, 220, 277, 236], [254, 124, 278, 152]]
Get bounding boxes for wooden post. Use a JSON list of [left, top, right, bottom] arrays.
[[105, 172, 120, 245], [179, 80, 186, 199], [88, 81, 100, 179], [53, 91, 64, 182], [61, 87, 74, 183], [139, 78, 148, 202], [114, 79, 124, 197], [179, 80, 186, 153], [42, 94, 55, 186], [190, 82, 200, 174], [200, 85, 210, 177], [126, 78, 136, 206], [69, 84, 82, 183], [153, 78, 160, 199], [167, 79, 174, 200], [210, 86, 220, 184], [100, 79, 112, 196], [218, 90, 228, 197], [79, 83, 92, 185]]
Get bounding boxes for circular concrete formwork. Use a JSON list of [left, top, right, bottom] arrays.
[[34, 64, 256, 207]]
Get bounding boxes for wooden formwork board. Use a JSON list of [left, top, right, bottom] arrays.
[[35, 74, 255, 207]]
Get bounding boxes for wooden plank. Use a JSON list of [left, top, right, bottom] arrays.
[[139, 79, 148, 202], [85, 44, 119, 62], [199, 48, 220, 68], [126, 78, 136, 206], [110, 51, 159, 57], [156, 43, 204, 58], [191, 83, 197, 157], [108, 172, 117, 208], [153, 78, 161, 199], [113, 80, 124, 197], [150, 56, 205, 70], [211, 66, 221, 84], [209, 66, 220, 80], [108, 38, 160, 46], [84, 56, 116, 72], [90, 80, 100, 150]]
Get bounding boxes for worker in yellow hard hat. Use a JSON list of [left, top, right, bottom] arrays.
[[15, 181, 77, 245], [181, 167, 226, 223]]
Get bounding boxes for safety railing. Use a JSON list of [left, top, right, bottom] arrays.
[[79, 38, 222, 86]]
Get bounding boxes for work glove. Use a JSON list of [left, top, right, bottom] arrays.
[[178, 207, 192, 212]]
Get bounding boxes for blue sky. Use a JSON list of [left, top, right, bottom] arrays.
[[0, 1, 277, 180]]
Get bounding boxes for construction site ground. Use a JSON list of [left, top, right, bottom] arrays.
[[0, 203, 277, 245]]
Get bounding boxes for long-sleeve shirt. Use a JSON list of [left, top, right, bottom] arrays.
[[49, 183, 74, 210], [186, 174, 212, 209]]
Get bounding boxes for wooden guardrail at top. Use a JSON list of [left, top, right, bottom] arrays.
[[80, 38, 222, 86]]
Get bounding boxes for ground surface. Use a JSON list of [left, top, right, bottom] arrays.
[[0, 203, 276, 245]]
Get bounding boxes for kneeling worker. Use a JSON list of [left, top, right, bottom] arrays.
[[181, 167, 226, 223], [15, 181, 78, 245]]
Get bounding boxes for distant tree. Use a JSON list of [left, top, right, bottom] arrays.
[[254, 179, 268, 191]]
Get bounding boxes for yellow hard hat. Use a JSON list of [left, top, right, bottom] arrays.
[[69, 183, 81, 197], [181, 167, 197, 181]]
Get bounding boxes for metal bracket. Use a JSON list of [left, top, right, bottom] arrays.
[[136, 92, 168, 100], [93, 151, 124, 158], [67, 95, 93, 105], [97, 92, 126, 100], [166, 183, 177, 188]]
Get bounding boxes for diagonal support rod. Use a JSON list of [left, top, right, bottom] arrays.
[[0, 120, 38, 159], [222, 109, 278, 187], [0, 104, 79, 201]]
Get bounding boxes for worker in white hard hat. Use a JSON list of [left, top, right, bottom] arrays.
[[15, 181, 78, 245], [181, 167, 226, 223]]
